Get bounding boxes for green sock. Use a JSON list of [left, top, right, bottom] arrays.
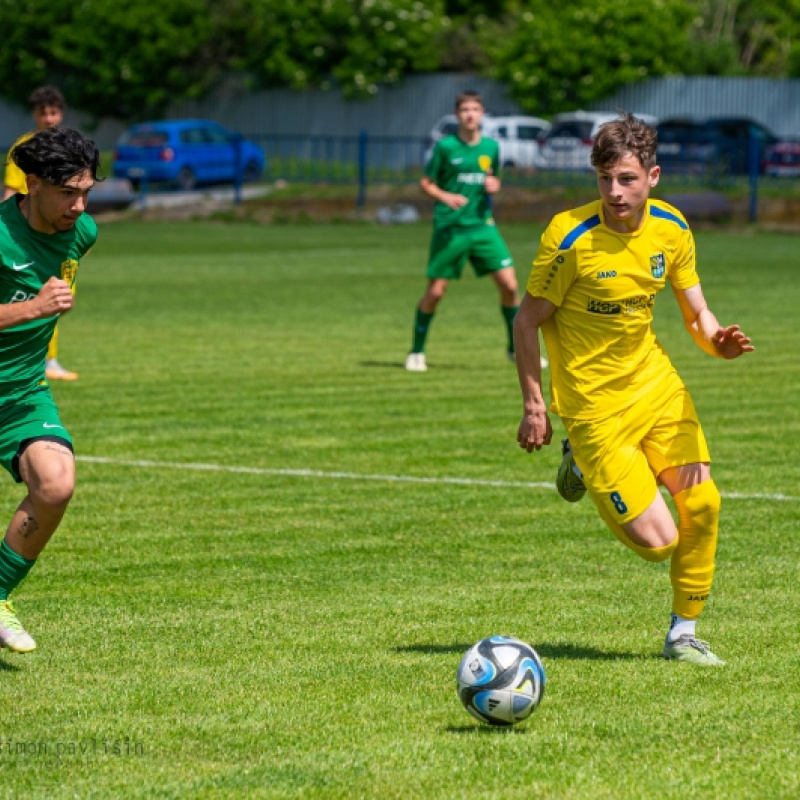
[[0, 539, 36, 601], [501, 304, 518, 352], [412, 308, 435, 353]]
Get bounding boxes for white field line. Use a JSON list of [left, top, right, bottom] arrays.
[[76, 455, 799, 503]]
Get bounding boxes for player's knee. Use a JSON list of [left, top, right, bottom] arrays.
[[34, 474, 74, 509], [635, 538, 677, 563], [677, 480, 721, 534], [430, 287, 447, 304], [27, 461, 75, 509]]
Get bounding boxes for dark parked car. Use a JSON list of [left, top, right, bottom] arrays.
[[763, 140, 800, 177], [656, 117, 778, 176], [113, 120, 265, 190]]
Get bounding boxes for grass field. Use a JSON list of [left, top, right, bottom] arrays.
[[0, 218, 797, 799]]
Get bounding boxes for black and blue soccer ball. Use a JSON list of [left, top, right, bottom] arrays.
[[456, 635, 546, 726]]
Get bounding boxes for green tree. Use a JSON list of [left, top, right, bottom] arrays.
[[0, 0, 227, 121], [483, 0, 696, 116], [685, 0, 800, 76], [235, 0, 447, 98], [0, 0, 448, 119]]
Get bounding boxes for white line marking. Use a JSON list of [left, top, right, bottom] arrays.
[[75, 455, 799, 502]]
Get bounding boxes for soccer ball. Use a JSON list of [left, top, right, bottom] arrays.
[[456, 635, 546, 726]]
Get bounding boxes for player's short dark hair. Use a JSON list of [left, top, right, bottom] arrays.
[[591, 112, 658, 171], [455, 90, 483, 111], [12, 126, 100, 185], [28, 86, 66, 111]]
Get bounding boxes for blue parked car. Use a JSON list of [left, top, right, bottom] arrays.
[[113, 119, 265, 190]]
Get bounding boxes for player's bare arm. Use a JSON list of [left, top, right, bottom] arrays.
[[674, 283, 754, 359], [0, 276, 73, 332], [514, 293, 556, 451], [420, 175, 467, 210]]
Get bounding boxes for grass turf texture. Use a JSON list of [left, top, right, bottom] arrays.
[[0, 220, 797, 799]]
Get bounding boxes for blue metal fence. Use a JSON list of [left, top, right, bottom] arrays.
[[130, 129, 798, 222]]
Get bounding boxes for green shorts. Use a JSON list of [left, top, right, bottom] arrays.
[[0, 388, 73, 483], [426, 221, 514, 280]]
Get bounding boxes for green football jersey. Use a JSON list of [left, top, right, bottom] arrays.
[[0, 196, 97, 401], [424, 134, 501, 229]]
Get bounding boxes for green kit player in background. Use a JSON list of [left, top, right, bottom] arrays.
[[405, 90, 547, 372], [0, 127, 99, 653]]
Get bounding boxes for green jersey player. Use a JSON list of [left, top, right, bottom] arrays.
[[405, 90, 546, 372], [0, 126, 98, 653]]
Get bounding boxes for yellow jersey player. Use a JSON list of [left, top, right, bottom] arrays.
[[3, 86, 78, 382], [514, 113, 753, 666]]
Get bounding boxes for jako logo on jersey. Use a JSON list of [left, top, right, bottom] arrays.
[[9, 290, 36, 304], [650, 252, 666, 278], [587, 299, 621, 315], [456, 173, 486, 185], [596, 270, 617, 279]]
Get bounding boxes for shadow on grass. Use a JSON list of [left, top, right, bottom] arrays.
[[445, 724, 530, 735], [359, 361, 473, 371], [0, 657, 23, 672], [394, 643, 473, 655], [395, 641, 652, 661], [535, 642, 653, 661]]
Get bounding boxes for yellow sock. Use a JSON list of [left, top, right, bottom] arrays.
[[670, 480, 721, 620], [47, 325, 58, 361], [589, 492, 677, 563]]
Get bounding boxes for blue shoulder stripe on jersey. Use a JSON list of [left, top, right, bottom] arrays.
[[649, 205, 689, 230], [558, 215, 601, 250]]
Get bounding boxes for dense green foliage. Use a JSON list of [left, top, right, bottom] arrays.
[[0, 0, 447, 120], [483, 0, 695, 115], [0, 219, 796, 797], [0, 0, 797, 119], [233, 0, 446, 98]]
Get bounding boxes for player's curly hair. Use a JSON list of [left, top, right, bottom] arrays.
[[28, 85, 65, 111], [591, 112, 658, 170], [12, 126, 100, 185]]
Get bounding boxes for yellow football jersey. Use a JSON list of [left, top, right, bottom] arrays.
[[3, 132, 33, 195], [527, 198, 699, 421]]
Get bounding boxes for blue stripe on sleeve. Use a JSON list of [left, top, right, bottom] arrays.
[[558, 215, 601, 250], [649, 205, 689, 230]]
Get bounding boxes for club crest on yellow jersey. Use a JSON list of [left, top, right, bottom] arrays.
[[650, 253, 665, 279]]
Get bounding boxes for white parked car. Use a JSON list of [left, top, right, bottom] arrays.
[[484, 116, 551, 168], [423, 114, 462, 163], [423, 114, 551, 168], [538, 111, 659, 170]]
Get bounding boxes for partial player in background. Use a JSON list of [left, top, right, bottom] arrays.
[[0, 127, 99, 653], [514, 113, 753, 666], [404, 90, 547, 372], [3, 86, 79, 382]]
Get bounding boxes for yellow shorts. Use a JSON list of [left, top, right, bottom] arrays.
[[563, 373, 710, 526]]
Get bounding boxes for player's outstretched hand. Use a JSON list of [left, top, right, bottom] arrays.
[[440, 191, 469, 210], [517, 411, 553, 452], [33, 277, 74, 318], [713, 325, 754, 359]]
